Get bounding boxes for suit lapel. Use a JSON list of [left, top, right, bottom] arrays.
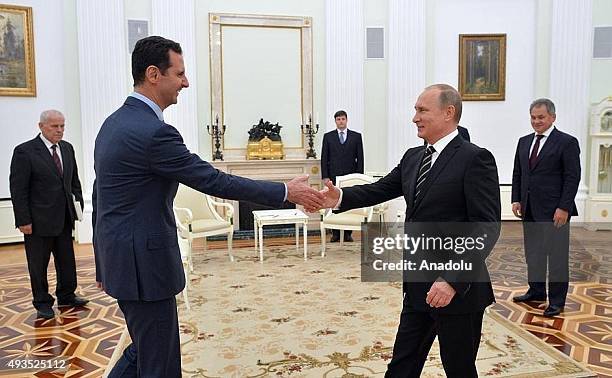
[[521, 136, 531, 169], [530, 127, 558, 170], [35, 137, 62, 179], [59, 141, 70, 183], [330, 130, 341, 147], [405, 147, 425, 218]]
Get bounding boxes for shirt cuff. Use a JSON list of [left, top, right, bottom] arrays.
[[333, 188, 343, 210], [283, 183, 288, 202]]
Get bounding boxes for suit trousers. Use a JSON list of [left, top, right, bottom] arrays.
[[385, 299, 484, 378], [23, 212, 77, 309], [522, 204, 570, 306], [109, 296, 181, 378]]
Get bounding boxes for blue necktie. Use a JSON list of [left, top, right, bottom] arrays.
[[339, 131, 345, 144]]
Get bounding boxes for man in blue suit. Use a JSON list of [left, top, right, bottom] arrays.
[[93, 36, 324, 377], [511, 98, 580, 318]]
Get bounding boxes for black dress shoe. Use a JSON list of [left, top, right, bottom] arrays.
[[543, 305, 563, 317], [36, 307, 55, 319], [58, 296, 89, 307], [512, 293, 546, 302], [344, 235, 354, 242], [330, 235, 340, 243]]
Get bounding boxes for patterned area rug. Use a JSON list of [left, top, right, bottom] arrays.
[[177, 243, 594, 377], [0, 228, 606, 377]]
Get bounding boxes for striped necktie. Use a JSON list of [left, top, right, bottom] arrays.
[[414, 145, 436, 200], [51, 145, 63, 176]]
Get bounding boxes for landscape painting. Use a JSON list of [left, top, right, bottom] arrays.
[[459, 34, 506, 101], [0, 4, 35, 96]]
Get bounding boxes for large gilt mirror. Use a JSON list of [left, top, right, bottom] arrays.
[[209, 13, 313, 160]]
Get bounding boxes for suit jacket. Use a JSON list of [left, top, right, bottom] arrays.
[[458, 125, 470, 142], [10, 136, 83, 236], [93, 97, 286, 301], [340, 135, 500, 314], [511, 127, 580, 221], [321, 129, 364, 183]]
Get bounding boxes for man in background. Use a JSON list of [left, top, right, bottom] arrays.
[[10, 110, 87, 320], [320, 110, 364, 242], [94, 36, 324, 377], [511, 98, 580, 317]]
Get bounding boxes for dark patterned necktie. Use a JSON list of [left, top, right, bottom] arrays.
[[414, 145, 436, 200], [51, 145, 63, 176], [529, 134, 544, 169]]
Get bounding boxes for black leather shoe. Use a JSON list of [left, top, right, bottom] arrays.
[[330, 235, 340, 243], [36, 307, 55, 319], [344, 235, 354, 242], [543, 305, 563, 317], [512, 293, 546, 302], [58, 296, 89, 307]]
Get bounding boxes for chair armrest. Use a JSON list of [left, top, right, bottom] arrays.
[[319, 208, 331, 220], [210, 199, 234, 223], [373, 202, 389, 212], [173, 207, 193, 233]]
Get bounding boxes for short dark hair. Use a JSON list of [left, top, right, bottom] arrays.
[[426, 84, 462, 123], [132, 36, 182, 86], [334, 110, 347, 119], [529, 98, 556, 115]]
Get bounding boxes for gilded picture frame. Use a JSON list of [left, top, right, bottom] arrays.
[[0, 4, 36, 97], [459, 34, 506, 101]]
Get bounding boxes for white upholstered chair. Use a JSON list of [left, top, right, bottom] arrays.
[[173, 184, 235, 264], [320, 173, 375, 257]]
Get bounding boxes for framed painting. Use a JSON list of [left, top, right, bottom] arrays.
[[459, 34, 506, 101], [0, 4, 36, 96]]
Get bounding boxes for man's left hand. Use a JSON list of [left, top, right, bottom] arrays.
[[553, 208, 569, 228], [426, 280, 456, 308]]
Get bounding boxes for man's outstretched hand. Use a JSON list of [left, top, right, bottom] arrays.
[[318, 180, 341, 211], [286, 175, 326, 211]]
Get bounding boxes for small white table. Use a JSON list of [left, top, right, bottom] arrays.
[[252, 209, 309, 262]]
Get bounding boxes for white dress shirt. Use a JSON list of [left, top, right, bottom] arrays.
[[39, 134, 63, 168], [529, 125, 553, 156], [426, 129, 459, 167]]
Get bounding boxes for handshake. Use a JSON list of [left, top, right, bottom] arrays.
[[286, 175, 340, 213]]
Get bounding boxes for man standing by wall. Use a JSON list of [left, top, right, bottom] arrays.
[[320, 110, 364, 242], [511, 98, 581, 317], [9, 110, 88, 320], [318, 84, 500, 377], [94, 36, 323, 377]]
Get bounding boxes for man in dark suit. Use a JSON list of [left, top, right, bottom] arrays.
[[511, 98, 580, 317], [94, 36, 324, 377], [319, 84, 500, 377], [321, 110, 364, 242], [10, 110, 88, 320]]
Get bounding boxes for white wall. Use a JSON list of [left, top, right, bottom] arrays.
[[591, 0, 612, 103], [363, 0, 388, 174], [430, 0, 536, 184], [0, 0, 67, 199]]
